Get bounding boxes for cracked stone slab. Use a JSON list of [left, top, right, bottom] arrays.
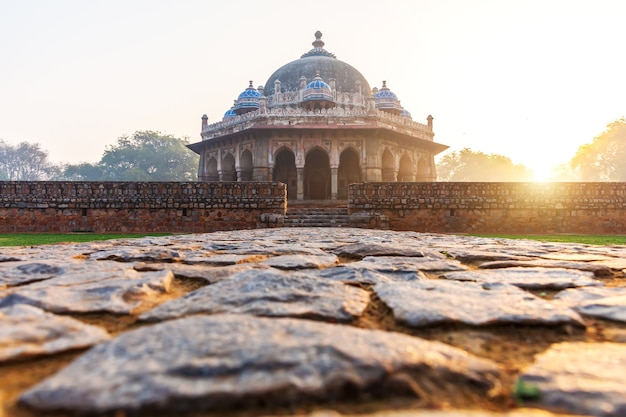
[[0, 304, 110, 362], [262, 254, 339, 270], [86, 247, 181, 263], [160, 262, 272, 284], [353, 256, 467, 273], [331, 242, 434, 259], [589, 258, 626, 270], [443, 267, 601, 290], [314, 265, 413, 285], [0, 261, 67, 289], [538, 252, 617, 262], [339, 262, 427, 283], [139, 268, 368, 322], [0, 256, 21, 263], [179, 253, 268, 266], [0, 262, 174, 314], [308, 409, 580, 417], [478, 260, 612, 277], [375, 280, 585, 327], [554, 286, 626, 307], [575, 295, 626, 323], [200, 240, 330, 256], [20, 314, 500, 414], [518, 342, 626, 417], [444, 249, 532, 264]]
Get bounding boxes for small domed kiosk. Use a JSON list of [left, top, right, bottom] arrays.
[[188, 31, 448, 200]]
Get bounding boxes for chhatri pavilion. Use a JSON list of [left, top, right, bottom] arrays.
[[187, 31, 448, 200]]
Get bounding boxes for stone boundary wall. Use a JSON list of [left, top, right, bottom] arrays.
[[348, 182, 626, 234], [0, 182, 286, 233]]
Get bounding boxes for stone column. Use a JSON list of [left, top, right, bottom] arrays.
[[253, 167, 270, 181], [331, 167, 338, 200], [197, 152, 206, 180], [297, 167, 304, 200], [364, 133, 383, 181]]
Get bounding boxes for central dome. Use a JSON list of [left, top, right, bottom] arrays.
[[263, 31, 371, 96]]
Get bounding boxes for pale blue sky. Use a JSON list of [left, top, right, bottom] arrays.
[[1, 0, 625, 179]]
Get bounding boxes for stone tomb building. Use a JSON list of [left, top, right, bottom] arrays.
[[187, 31, 448, 201]]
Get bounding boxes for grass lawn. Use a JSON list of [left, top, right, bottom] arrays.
[[472, 234, 626, 246], [0, 233, 171, 247], [1, 232, 625, 247]]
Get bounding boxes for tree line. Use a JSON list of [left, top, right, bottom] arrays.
[[2, 118, 625, 182], [0, 131, 199, 181], [437, 117, 626, 181]]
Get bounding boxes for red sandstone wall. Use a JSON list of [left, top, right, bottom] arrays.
[[348, 182, 626, 234], [0, 182, 286, 233]]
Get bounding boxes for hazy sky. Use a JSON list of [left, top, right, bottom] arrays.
[[1, 0, 624, 179]]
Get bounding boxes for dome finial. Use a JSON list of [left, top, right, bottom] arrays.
[[313, 31, 324, 49], [301, 30, 336, 58]]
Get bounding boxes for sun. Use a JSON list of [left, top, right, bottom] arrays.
[[531, 165, 555, 182]]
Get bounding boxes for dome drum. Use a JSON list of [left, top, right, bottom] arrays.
[[301, 74, 335, 111], [374, 81, 404, 115], [234, 81, 261, 115]]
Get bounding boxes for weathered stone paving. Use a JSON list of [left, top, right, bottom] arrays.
[[0, 262, 174, 314], [518, 342, 626, 416], [374, 280, 585, 327], [1, 227, 626, 416], [20, 315, 500, 413], [0, 304, 110, 361], [139, 268, 369, 322], [443, 267, 601, 290]]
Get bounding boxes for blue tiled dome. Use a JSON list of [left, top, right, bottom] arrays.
[[303, 74, 333, 102], [374, 81, 403, 114], [234, 81, 261, 115], [223, 107, 237, 119], [400, 108, 412, 119]]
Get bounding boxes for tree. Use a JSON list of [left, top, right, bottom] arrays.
[[59, 162, 105, 181], [60, 131, 199, 181], [0, 139, 56, 180], [570, 117, 626, 181], [437, 148, 534, 181]]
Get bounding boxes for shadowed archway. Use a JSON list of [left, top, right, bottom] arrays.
[[382, 149, 396, 182], [398, 154, 414, 182], [273, 148, 297, 199], [239, 149, 253, 181], [304, 148, 331, 200], [221, 153, 236, 181], [338, 148, 361, 199]]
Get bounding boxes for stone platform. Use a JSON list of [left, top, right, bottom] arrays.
[[1, 228, 626, 416]]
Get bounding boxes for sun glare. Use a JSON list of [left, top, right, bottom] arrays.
[[532, 166, 555, 182]]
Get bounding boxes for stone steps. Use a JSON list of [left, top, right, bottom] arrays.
[[284, 207, 349, 227]]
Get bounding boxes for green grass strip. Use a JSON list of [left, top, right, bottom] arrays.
[[472, 234, 626, 246], [0, 233, 171, 247]]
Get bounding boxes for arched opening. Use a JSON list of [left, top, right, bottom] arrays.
[[304, 148, 330, 200], [239, 149, 253, 181], [398, 154, 414, 182], [273, 148, 297, 199], [207, 157, 218, 181], [338, 148, 361, 199], [382, 149, 396, 182], [221, 153, 237, 181], [417, 157, 430, 181]]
